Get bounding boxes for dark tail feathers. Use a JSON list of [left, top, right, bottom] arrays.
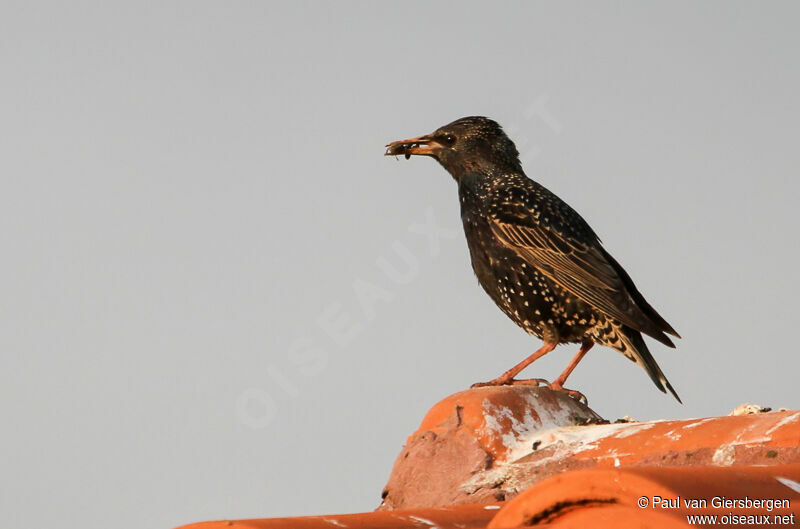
[[623, 327, 682, 403]]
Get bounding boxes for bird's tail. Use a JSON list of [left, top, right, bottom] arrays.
[[620, 326, 682, 403]]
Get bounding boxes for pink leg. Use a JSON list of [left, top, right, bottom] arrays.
[[549, 340, 594, 403], [472, 341, 557, 387]]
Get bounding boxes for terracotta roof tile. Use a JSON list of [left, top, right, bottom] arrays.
[[175, 387, 800, 529], [489, 465, 800, 528], [381, 387, 799, 508], [174, 503, 501, 529]]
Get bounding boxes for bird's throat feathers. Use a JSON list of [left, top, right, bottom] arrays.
[[438, 153, 522, 183]]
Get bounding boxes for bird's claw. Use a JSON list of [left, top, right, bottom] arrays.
[[566, 389, 588, 405], [549, 384, 588, 405]]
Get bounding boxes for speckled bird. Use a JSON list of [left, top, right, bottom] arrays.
[[385, 116, 681, 402]]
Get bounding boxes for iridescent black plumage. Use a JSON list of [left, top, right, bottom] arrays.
[[385, 116, 681, 402]]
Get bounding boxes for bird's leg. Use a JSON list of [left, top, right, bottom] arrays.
[[548, 340, 594, 404], [551, 340, 593, 387], [471, 342, 557, 387]]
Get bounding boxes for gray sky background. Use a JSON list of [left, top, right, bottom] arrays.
[[2, 2, 799, 528]]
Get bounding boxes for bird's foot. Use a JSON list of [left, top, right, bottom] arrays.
[[470, 377, 550, 388], [470, 380, 503, 388], [470, 378, 587, 404], [508, 377, 552, 387]]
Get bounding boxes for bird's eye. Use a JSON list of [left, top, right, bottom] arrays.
[[440, 134, 456, 146]]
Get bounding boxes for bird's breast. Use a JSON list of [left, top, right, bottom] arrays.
[[457, 192, 596, 344]]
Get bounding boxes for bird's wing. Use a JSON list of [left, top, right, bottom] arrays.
[[488, 203, 674, 345]]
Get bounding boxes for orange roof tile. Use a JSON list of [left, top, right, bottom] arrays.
[[489, 464, 800, 528], [175, 387, 800, 529], [174, 503, 501, 529], [382, 386, 799, 508]]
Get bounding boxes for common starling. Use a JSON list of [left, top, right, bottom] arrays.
[[385, 116, 681, 402]]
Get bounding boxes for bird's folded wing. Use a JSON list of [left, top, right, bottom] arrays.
[[489, 217, 653, 334]]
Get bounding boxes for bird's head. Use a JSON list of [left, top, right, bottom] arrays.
[[385, 116, 522, 179]]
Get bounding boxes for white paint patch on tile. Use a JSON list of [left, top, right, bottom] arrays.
[[407, 515, 440, 527], [682, 417, 715, 429], [536, 422, 655, 451], [484, 505, 501, 510], [711, 444, 736, 466], [765, 411, 800, 435], [731, 418, 774, 446], [664, 428, 682, 441], [481, 394, 583, 463], [515, 422, 656, 469], [593, 448, 632, 464], [461, 467, 508, 494], [613, 422, 660, 439], [777, 477, 800, 494]]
